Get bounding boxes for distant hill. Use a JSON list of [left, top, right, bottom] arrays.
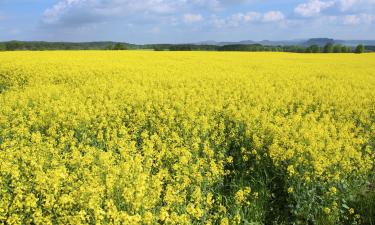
[[196, 39, 303, 46], [196, 40, 256, 46], [302, 38, 335, 46], [195, 38, 375, 47], [336, 40, 375, 46]]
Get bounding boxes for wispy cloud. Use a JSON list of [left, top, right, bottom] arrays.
[[342, 13, 375, 24], [338, 0, 375, 11], [262, 11, 285, 22], [294, 0, 335, 17], [183, 13, 204, 24], [42, 0, 180, 27], [211, 10, 285, 28]]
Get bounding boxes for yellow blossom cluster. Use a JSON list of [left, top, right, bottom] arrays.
[[0, 51, 374, 224]]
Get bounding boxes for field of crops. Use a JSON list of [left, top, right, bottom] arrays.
[[0, 51, 374, 225]]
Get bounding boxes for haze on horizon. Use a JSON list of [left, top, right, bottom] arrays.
[[0, 0, 375, 44]]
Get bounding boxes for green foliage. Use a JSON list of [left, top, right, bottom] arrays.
[[112, 43, 128, 50], [347, 172, 375, 225], [168, 44, 217, 51], [304, 45, 322, 53], [5, 41, 23, 51], [333, 45, 343, 53], [341, 46, 350, 53], [153, 46, 166, 51], [218, 44, 264, 51], [0, 41, 137, 51], [355, 44, 365, 54], [284, 45, 306, 53], [324, 43, 334, 53]]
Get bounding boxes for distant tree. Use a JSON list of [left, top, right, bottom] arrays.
[[153, 46, 165, 51], [113, 43, 127, 50], [305, 47, 312, 53], [365, 45, 375, 52], [104, 45, 113, 50], [296, 46, 306, 53], [291, 46, 306, 53], [170, 45, 193, 51], [0, 43, 5, 51], [323, 43, 334, 53], [341, 46, 350, 53], [355, 44, 365, 54], [333, 45, 342, 53], [5, 41, 23, 51], [310, 44, 320, 53]]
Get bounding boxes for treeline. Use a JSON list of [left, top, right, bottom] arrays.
[[0, 41, 137, 51], [0, 41, 371, 53], [155, 43, 367, 53]]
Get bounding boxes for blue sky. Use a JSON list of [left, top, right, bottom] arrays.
[[1, 0, 375, 43]]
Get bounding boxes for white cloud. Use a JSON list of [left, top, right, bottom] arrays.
[[191, 0, 255, 10], [342, 13, 361, 24], [294, 0, 335, 17], [42, 0, 264, 28], [225, 12, 261, 26], [43, 0, 81, 24], [262, 11, 285, 22], [293, 0, 375, 27], [339, 0, 359, 10], [210, 15, 226, 28], [43, 0, 181, 26], [43, 0, 255, 26], [192, 0, 221, 10], [212, 10, 285, 28], [40, 0, 375, 40], [338, 0, 375, 11], [294, 0, 375, 17], [342, 13, 375, 24], [183, 13, 203, 24]]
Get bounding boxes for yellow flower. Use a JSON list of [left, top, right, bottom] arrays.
[[235, 187, 251, 205], [220, 217, 229, 225], [0, 51, 374, 224], [324, 207, 331, 214], [329, 187, 337, 195], [206, 192, 214, 207], [287, 165, 295, 176]]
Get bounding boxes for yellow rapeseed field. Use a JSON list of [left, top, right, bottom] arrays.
[[0, 51, 374, 225]]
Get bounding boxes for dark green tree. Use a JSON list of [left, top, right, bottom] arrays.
[[341, 46, 350, 53], [323, 43, 333, 53], [113, 43, 127, 50], [305, 47, 312, 53], [355, 44, 365, 54], [309, 45, 320, 53], [5, 41, 23, 51], [333, 45, 342, 53]]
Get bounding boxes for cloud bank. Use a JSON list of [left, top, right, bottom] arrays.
[[1, 0, 375, 42]]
